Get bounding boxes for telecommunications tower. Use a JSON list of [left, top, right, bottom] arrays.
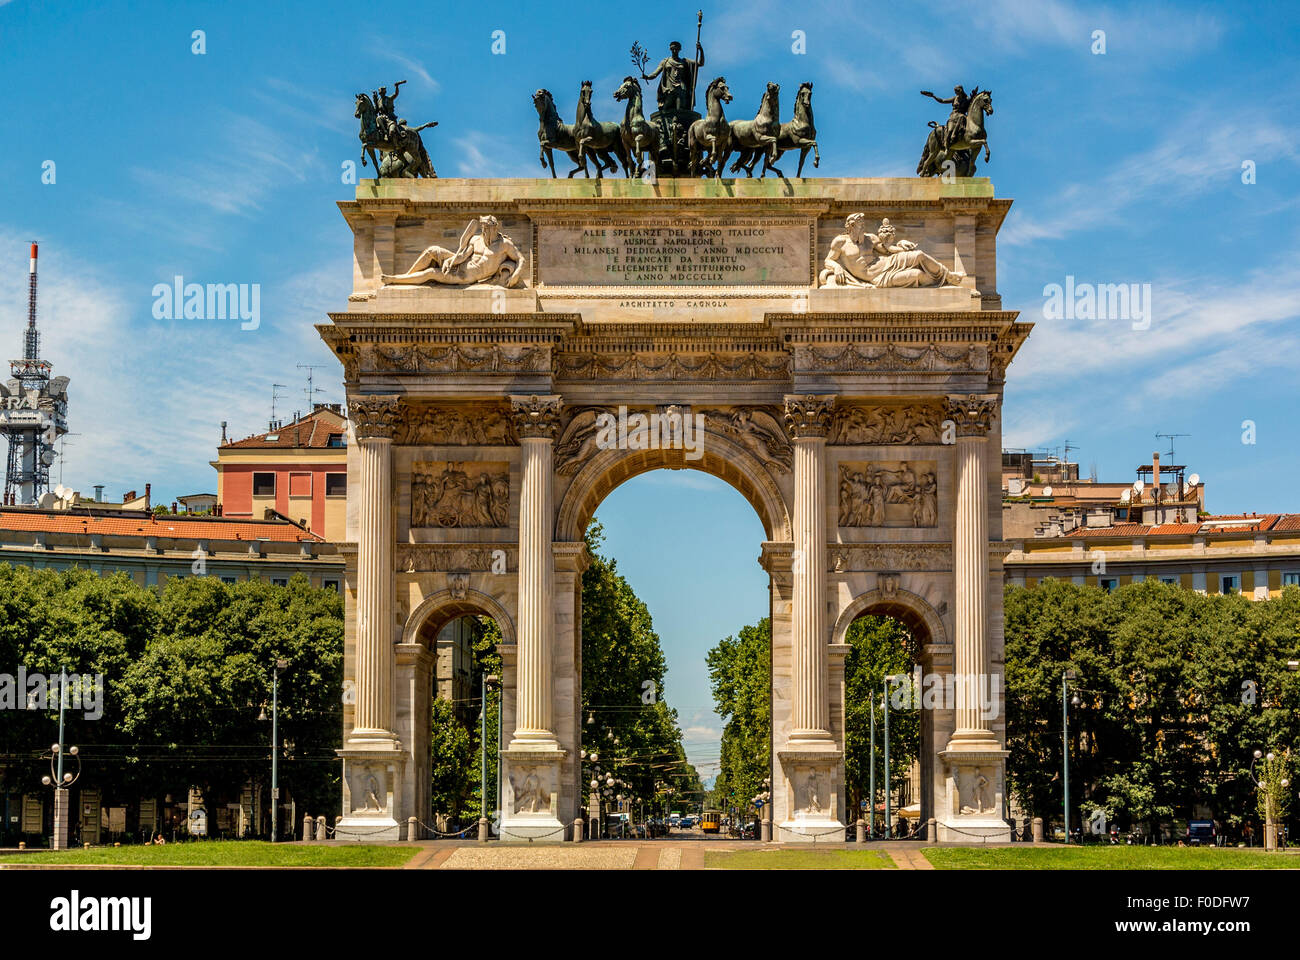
[[1, 243, 70, 505]]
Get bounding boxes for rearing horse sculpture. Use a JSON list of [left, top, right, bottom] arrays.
[[917, 88, 993, 178], [777, 81, 819, 178], [614, 76, 661, 179], [727, 82, 782, 178], [573, 80, 631, 179], [355, 93, 436, 178], [688, 76, 733, 179], [534, 88, 622, 179]]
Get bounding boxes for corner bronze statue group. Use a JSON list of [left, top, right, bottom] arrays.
[[354, 13, 992, 181]]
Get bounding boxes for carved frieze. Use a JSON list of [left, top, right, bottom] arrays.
[[395, 404, 518, 446], [829, 543, 953, 572], [554, 351, 789, 382], [412, 462, 509, 528], [829, 402, 946, 445], [794, 342, 983, 373], [838, 461, 938, 528], [357, 343, 550, 375], [397, 544, 515, 573]]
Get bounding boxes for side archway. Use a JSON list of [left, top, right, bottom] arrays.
[[402, 587, 517, 648], [831, 587, 948, 649]]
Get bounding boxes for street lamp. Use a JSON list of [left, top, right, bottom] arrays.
[[1063, 669, 1077, 844], [41, 671, 81, 850], [883, 673, 908, 839], [479, 673, 501, 842], [1249, 749, 1288, 851], [270, 658, 288, 842]]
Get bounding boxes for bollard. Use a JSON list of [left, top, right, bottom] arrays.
[[477, 816, 490, 842], [17, 841, 25, 850], [114, 842, 120, 848], [303, 813, 313, 841], [927, 818, 938, 844], [84, 842, 90, 850], [408, 817, 419, 842], [573, 818, 584, 843], [855, 818, 866, 843], [1032, 817, 1044, 843], [762, 815, 772, 843], [317, 815, 327, 841]]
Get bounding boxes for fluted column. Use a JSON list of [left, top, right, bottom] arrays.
[[349, 395, 402, 740], [784, 395, 835, 744], [946, 394, 999, 745], [509, 394, 563, 748]]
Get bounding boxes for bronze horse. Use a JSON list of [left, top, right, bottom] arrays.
[[354, 92, 436, 178], [917, 88, 993, 178], [688, 77, 733, 178], [573, 80, 631, 179]]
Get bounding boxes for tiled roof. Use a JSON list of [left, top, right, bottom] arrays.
[[222, 408, 346, 450], [0, 510, 322, 542], [1061, 515, 1300, 539]]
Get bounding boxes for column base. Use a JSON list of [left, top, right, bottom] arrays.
[[777, 814, 846, 843], [937, 747, 1010, 844], [337, 743, 407, 843], [499, 746, 568, 843], [776, 747, 843, 842]]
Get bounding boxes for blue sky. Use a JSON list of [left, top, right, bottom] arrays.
[[3, 0, 1298, 773]]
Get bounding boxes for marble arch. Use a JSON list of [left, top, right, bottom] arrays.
[[554, 428, 793, 543], [320, 176, 1032, 843]]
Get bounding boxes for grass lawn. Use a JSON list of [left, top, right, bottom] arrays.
[[0, 840, 418, 868], [924, 846, 1300, 870], [705, 848, 895, 870]]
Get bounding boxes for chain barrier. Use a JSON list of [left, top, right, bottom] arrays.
[[417, 818, 477, 839]]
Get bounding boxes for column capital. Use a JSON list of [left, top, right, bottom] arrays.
[[350, 394, 403, 441], [944, 393, 999, 438], [510, 394, 563, 440], [783, 394, 836, 439]]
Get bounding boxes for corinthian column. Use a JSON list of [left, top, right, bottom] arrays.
[[945, 393, 1000, 747], [349, 394, 402, 743], [784, 395, 836, 744], [509, 394, 563, 749]]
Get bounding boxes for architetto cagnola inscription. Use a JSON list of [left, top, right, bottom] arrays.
[[319, 176, 1031, 843]]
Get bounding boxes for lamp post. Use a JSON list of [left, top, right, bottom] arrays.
[[1063, 669, 1077, 844], [883, 673, 907, 839], [868, 689, 876, 839], [1249, 749, 1289, 852], [270, 658, 288, 842], [478, 673, 500, 842], [41, 669, 81, 850]]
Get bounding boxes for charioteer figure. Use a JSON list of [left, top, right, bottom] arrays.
[[642, 39, 704, 114], [920, 85, 970, 152]]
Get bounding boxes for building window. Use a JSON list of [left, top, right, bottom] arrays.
[[221, 576, 238, 585], [253, 473, 276, 497], [328, 434, 346, 448], [323, 579, 341, 593], [325, 473, 347, 497], [1284, 572, 1300, 587], [271, 577, 289, 588], [1160, 576, 1179, 586], [1100, 578, 1118, 592], [1221, 574, 1240, 594]]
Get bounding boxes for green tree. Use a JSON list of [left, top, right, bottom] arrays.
[[706, 618, 770, 815]]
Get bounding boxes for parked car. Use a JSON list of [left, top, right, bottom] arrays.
[[1186, 820, 1216, 846]]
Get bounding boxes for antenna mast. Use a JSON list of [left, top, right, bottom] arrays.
[[1155, 432, 1190, 462]]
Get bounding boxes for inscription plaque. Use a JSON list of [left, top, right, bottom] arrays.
[[537, 219, 811, 286]]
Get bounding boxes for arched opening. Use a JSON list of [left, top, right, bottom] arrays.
[[567, 454, 777, 840], [401, 594, 513, 838], [834, 589, 947, 837]]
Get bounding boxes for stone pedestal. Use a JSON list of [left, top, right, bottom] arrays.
[[499, 748, 568, 841], [776, 748, 845, 842], [937, 748, 1010, 842], [336, 749, 407, 842]]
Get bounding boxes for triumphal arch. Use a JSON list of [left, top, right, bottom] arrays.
[[318, 175, 1030, 843]]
